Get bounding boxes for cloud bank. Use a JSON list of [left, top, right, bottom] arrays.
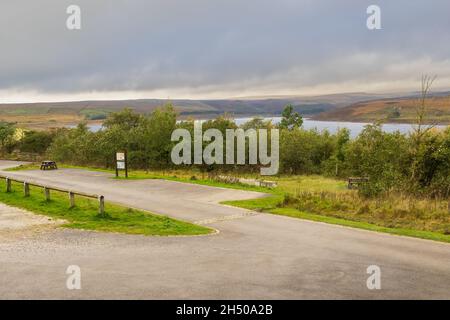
[[0, 0, 449, 102]]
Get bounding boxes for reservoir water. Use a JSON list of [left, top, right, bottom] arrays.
[[235, 117, 444, 138], [82, 117, 445, 138]]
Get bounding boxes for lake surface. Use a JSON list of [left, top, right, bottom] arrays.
[[235, 117, 441, 138], [82, 117, 445, 138]]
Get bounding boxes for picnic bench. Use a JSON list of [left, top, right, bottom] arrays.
[[347, 177, 368, 189], [40, 161, 58, 170]]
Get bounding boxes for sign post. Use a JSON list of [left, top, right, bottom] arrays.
[[115, 151, 128, 178]]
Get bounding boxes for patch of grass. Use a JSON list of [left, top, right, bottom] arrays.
[[274, 175, 348, 193], [268, 208, 450, 243], [224, 174, 450, 243], [281, 191, 450, 234], [0, 107, 50, 115], [225, 195, 450, 243], [0, 181, 211, 236], [6, 163, 43, 171], [223, 194, 283, 212], [227, 189, 450, 243]]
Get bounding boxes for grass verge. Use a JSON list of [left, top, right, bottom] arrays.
[[269, 208, 450, 243], [224, 196, 450, 243], [0, 181, 211, 236]]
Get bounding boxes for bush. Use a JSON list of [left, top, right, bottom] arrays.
[[19, 130, 55, 154]]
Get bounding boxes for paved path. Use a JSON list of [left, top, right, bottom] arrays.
[[0, 161, 449, 299], [0, 161, 265, 223]]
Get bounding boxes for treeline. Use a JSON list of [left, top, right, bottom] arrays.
[[1, 103, 450, 198]]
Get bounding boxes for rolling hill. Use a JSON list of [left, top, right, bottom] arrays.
[[314, 92, 450, 124], [2, 91, 448, 129], [0, 93, 388, 129]]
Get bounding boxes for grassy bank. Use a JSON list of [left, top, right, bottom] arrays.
[[225, 199, 450, 243], [223, 177, 450, 243], [0, 180, 211, 236]]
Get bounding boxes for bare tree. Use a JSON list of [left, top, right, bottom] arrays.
[[412, 75, 437, 142], [410, 75, 437, 183]]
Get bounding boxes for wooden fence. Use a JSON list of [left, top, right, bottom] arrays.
[[0, 174, 105, 215]]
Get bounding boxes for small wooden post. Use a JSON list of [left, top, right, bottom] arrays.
[[125, 151, 128, 178], [44, 187, 50, 201], [98, 195, 105, 216], [23, 182, 30, 197], [69, 192, 75, 208], [6, 178, 11, 193]]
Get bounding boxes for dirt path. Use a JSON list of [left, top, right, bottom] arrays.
[[0, 202, 65, 241]]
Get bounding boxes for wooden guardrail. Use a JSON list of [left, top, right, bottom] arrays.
[[0, 174, 105, 215]]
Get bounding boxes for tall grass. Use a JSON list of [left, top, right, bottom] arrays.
[[280, 190, 450, 234]]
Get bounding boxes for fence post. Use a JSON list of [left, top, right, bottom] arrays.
[[69, 192, 75, 208], [98, 195, 105, 216], [44, 187, 50, 201], [23, 182, 30, 197], [6, 178, 11, 193]]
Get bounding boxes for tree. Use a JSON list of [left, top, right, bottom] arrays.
[[240, 117, 273, 130], [410, 75, 437, 184], [413, 75, 437, 137], [137, 103, 178, 169], [0, 122, 16, 155], [328, 128, 350, 176], [19, 130, 55, 154], [103, 108, 142, 130], [345, 124, 410, 196], [279, 104, 303, 130], [280, 128, 335, 174]]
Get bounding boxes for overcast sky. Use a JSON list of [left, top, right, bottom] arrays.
[[0, 0, 449, 102]]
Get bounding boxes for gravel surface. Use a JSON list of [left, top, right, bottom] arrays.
[[0, 202, 65, 241]]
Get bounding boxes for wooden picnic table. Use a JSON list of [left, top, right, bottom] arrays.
[[40, 161, 58, 170]]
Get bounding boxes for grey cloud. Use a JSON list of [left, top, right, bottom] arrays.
[[0, 0, 449, 98]]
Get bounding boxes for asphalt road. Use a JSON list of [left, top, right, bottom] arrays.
[[0, 160, 449, 299]]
